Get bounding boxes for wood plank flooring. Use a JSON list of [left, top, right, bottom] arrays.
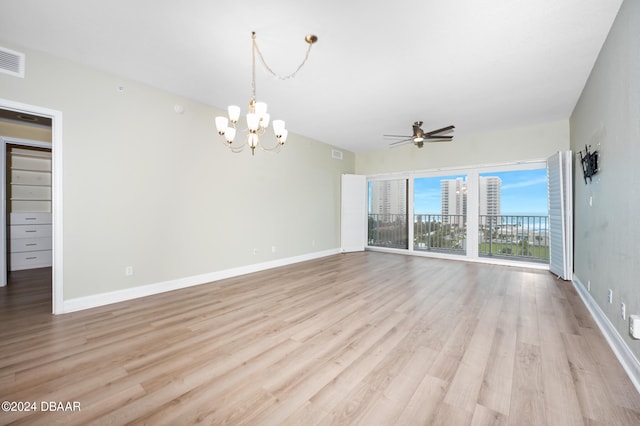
[[1, 253, 639, 425]]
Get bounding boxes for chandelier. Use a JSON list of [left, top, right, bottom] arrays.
[[215, 31, 318, 155]]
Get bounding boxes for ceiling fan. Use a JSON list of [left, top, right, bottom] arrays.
[[384, 121, 455, 148]]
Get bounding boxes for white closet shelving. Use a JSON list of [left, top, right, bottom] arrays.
[[7, 146, 52, 270]]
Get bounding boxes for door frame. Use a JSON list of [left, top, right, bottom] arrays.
[[0, 98, 63, 314]]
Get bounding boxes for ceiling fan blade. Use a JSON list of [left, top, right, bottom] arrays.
[[389, 142, 413, 149], [424, 125, 455, 136], [383, 134, 412, 138], [425, 135, 453, 140], [389, 138, 413, 146], [425, 138, 453, 143]]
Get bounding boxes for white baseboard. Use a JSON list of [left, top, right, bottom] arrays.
[[62, 249, 340, 314], [572, 275, 640, 393]]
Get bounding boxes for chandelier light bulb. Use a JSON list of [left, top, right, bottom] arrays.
[[254, 102, 267, 116], [246, 113, 260, 131], [215, 116, 228, 134], [272, 119, 285, 136], [225, 126, 236, 142], [248, 133, 259, 148], [278, 128, 288, 144], [228, 105, 241, 123], [260, 113, 270, 129]]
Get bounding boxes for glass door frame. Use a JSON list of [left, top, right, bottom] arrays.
[[366, 160, 549, 269]]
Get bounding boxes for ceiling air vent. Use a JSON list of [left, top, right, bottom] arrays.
[[332, 149, 343, 160], [0, 47, 25, 78]]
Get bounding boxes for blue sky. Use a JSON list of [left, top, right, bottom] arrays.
[[413, 168, 548, 214]]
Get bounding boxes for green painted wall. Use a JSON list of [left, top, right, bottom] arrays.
[[570, 0, 640, 358], [0, 40, 354, 300]]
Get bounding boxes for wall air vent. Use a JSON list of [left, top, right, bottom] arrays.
[[0, 47, 25, 78], [332, 149, 343, 160]]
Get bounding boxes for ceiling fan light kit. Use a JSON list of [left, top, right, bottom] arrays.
[[215, 32, 318, 156], [384, 121, 455, 149]]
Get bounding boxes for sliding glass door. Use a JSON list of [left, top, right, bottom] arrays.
[[477, 169, 549, 263], [365, 160, 551, 268], [367, 179, 408, 249], [414, 174, 468, 254]]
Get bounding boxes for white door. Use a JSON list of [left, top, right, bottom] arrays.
[[340, 174, 367, 252]]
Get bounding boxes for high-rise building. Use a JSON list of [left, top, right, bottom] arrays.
[[441, 178, 467, 222], [369, 180, 407, 221], [440, 176, 501, 223], [479, 176, 501, 217]]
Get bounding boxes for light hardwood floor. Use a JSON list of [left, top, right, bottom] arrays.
[[1, 253, 639, 425]]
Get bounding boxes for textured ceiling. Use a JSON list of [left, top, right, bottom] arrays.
[[0, 0, 623, 152]]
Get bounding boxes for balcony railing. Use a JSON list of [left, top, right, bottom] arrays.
[[413, 214, 467, 254], [368, 213, 549, 264], [368, 213, 408, 249], [368, 214, 467, 254], [478, 214, 549, 263]]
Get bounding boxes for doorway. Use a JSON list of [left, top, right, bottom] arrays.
[[0, 99, 63, 313]]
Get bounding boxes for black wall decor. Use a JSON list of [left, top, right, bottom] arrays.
[[579, 144, 599, 183]]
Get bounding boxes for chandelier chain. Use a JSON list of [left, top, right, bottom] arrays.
[[251, 34, 257, 101], [252, 35, 315, 82]]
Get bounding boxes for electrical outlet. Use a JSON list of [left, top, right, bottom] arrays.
[[608, 288, 613, 304], [272, 246, 276, 253], [621, 303, 626, 320], [587, 280, 591, 291], [125, 266, 133, 276], [252, 248, 258, 255]]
